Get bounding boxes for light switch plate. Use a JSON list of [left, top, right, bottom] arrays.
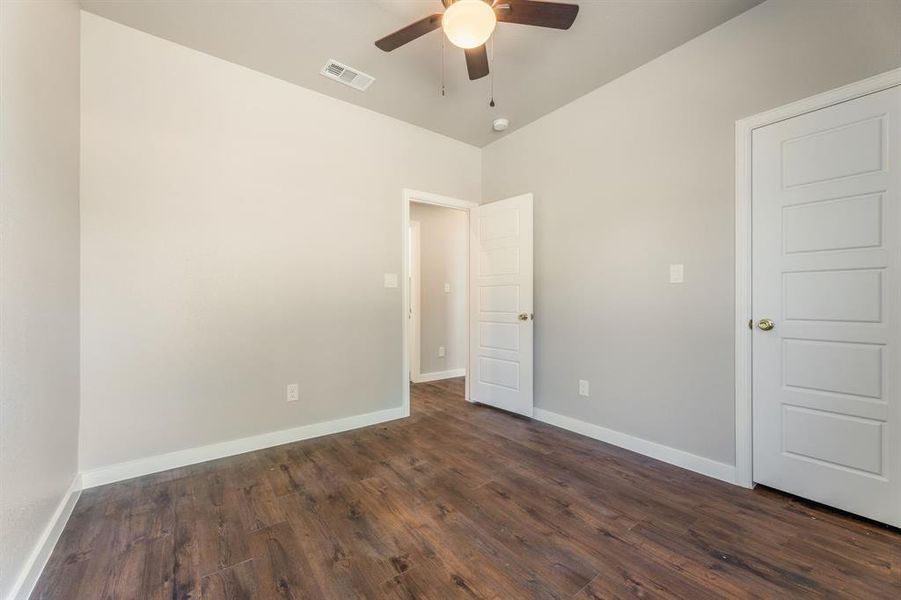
[[384, 273, 398, 288], [669, 264, 684, 284]]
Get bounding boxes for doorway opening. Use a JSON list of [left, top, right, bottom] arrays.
[[402, 190, 478, 416], [408, 202, 468, 386], [401, 189, 535, 419]]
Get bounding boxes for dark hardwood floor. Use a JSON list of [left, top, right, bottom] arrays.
[[33, 378, 900, 598]]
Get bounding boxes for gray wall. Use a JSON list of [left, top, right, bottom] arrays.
[[79, 13, 481, 471], [410, 203, 468, 376], [481, 0, 901, 465], [0, 1, 81, 597]]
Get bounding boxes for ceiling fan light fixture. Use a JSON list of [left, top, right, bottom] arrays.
[[442, 0, 497, 49]]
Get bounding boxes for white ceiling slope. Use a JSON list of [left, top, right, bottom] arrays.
[[81, 0, 763, 147]]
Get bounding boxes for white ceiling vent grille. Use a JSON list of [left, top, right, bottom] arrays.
[[320, 59, 375, 92]]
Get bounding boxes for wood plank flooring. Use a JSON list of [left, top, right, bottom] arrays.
[[33, 378, 900, 598]]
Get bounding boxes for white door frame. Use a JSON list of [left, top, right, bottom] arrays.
[[409, 220, 421, 383], [734, 67, 901, 488], [402, 189, 479, 416]]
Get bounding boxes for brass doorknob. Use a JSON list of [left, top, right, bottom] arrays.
[[518, 312, 529, 321], [757, 318, 775, 331]]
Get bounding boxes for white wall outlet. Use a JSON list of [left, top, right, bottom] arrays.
[[579, 379, 590, 397], [444, 283, 451, 293], [438, 346, 446, 358], [669, 264, 684, 284], [383, 273, 398, 288], [286, 383, 299, 402]]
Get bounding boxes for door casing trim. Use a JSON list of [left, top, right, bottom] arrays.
[[733, 67, 901, 488], [409, 220, 421, 383], [402, 189, 478, 417]]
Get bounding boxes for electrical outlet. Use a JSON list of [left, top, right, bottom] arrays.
[[444, 283, 451, 293], [579, 379, 589, 397], [286, 383, 299, 402], [383, 273, 398, 288], [438, 346, 446, 358]]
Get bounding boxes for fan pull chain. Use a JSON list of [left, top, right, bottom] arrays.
[[441, 34, 446, 97], [488, 31, 495, 107]]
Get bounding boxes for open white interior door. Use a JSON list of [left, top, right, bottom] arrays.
[[469, 193, 533, 416]]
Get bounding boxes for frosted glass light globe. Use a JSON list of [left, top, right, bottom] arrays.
[[443, 0, 497, 49]]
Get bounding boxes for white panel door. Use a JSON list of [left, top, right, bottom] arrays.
[[470, 193, 533, 416], [752, 85, 901, 526]]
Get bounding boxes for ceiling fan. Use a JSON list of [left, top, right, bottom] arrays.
[[375, 0, 579, 81]]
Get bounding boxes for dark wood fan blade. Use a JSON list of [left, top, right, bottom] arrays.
[[375, 14, 443, 51], [496, 0, 579, 30], [464, 45, 489, 80]]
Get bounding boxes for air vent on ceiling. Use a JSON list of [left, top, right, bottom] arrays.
[[320, 59, 375, 92]]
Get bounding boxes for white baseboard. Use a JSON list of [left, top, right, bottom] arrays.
[[414, 368, 466, 383], [9, 473, 82, 600], [533, 408, 737, 485], [81, 406, 406, 489]]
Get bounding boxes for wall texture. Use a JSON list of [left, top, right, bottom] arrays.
[[0, 1, 81, 597], [481, 0, 901, 465], [410, 203, 468, 376], [79, 13, 480, 471]]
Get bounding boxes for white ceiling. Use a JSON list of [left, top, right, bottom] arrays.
[[80, 0, 763, 147]]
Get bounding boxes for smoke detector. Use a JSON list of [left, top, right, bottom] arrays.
[[320, 59, 375, 92], [492, 118, 510, 132]]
